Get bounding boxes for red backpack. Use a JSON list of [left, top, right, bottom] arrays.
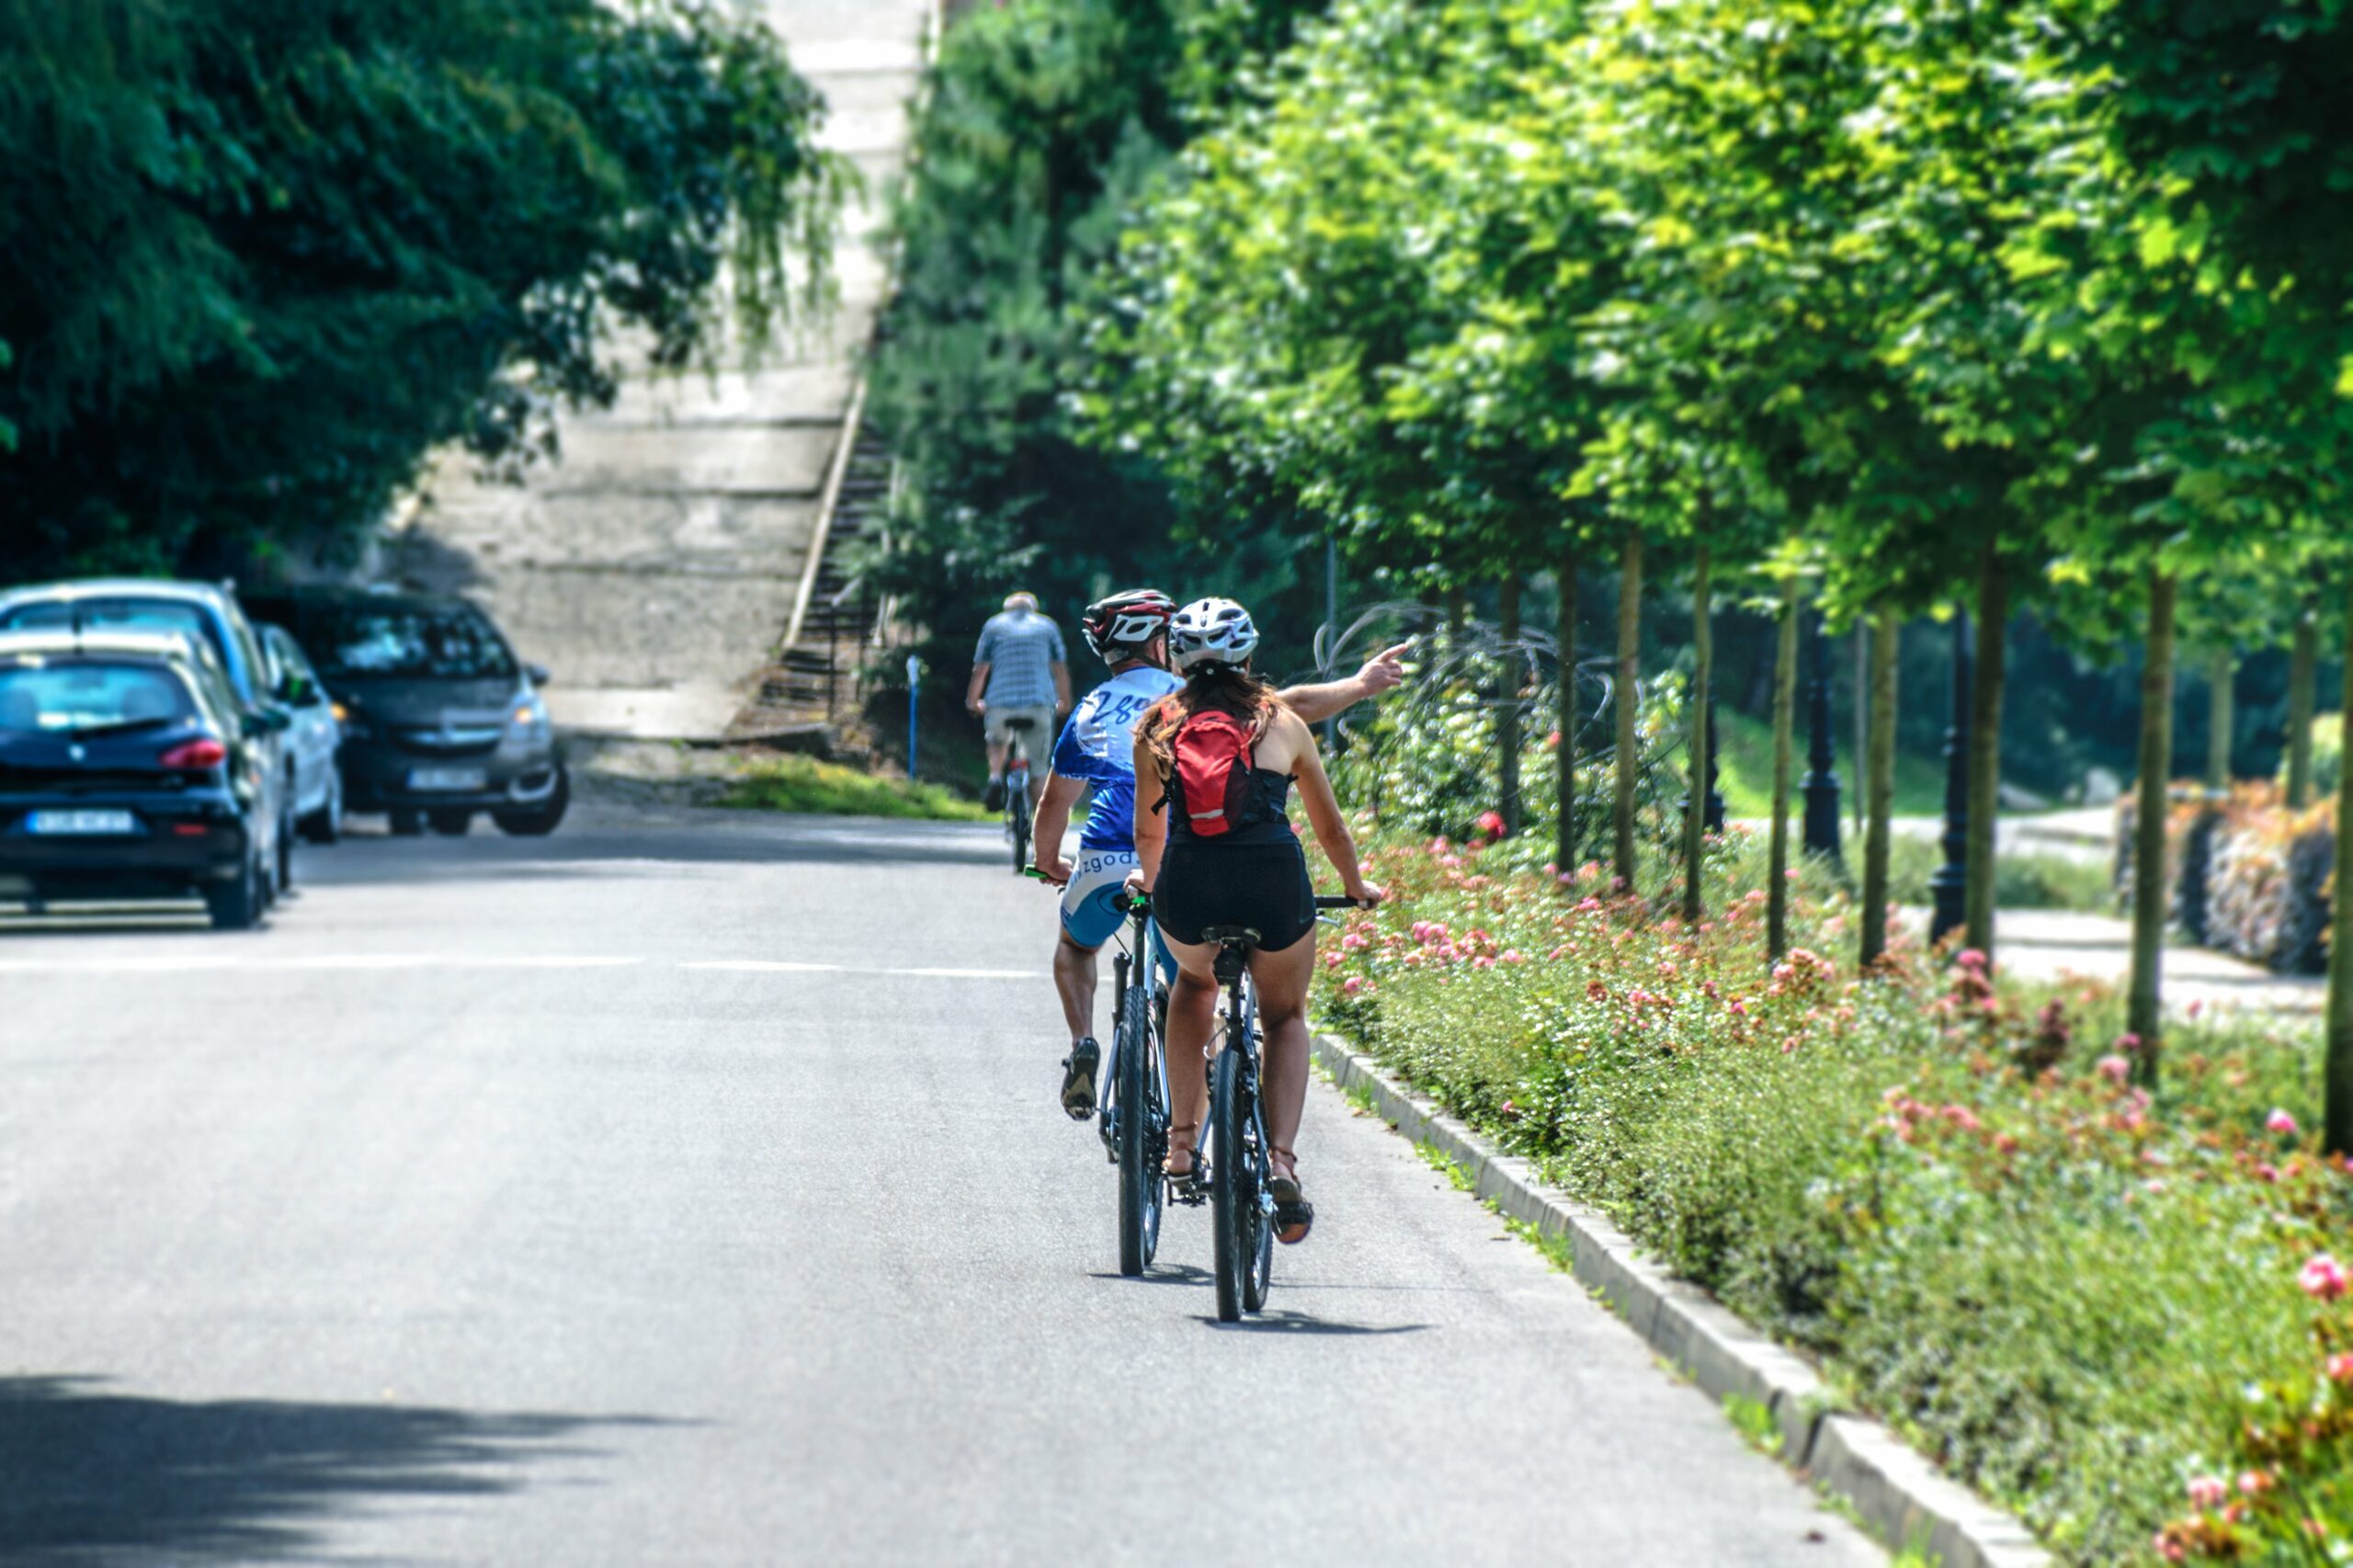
[[1167, 707, 1261, 837]]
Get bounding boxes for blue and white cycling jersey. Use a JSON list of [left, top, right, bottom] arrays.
[[1051, 665, 1182, 852]]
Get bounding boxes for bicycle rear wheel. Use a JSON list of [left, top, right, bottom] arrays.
[[1008, 778, 1031, 874], [1210, 1045, 1266, 1322], [1115, 1000, 1161, 1276]]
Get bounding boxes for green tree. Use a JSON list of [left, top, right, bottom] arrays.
[[0, 0, 840, 580]]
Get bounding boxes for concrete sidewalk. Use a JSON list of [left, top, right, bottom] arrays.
[[1908, 906, 2322, 1018]]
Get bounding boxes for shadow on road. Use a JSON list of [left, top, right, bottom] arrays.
[[0, 1375, 672, 1564], [1193, 1309, 1430, 1335]]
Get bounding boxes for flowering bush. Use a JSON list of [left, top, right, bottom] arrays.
[[2120, 782, 2335, 973], [1315, 829, 2347, 1565]]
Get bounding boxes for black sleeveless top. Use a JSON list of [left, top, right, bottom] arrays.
[[1167, 766, 1297, 847]]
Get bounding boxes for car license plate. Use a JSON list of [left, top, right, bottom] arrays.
[[407, 767, 486, 792], [26, 809, 139, 835]]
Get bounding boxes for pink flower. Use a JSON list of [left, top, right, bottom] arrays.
[[1501, 949, 1527, 964], [1472, 955, 1496, 970], [1476, 810, 1507, 837], [2096, 1055, 2132, 1086], [2155, 1538, 2186, 1564], [1728, 999, 1749, 1017], [2268, 1108, 2301, 1138], [2240, 1470, 2273, 1496], [1994, 1133, 2019, 1155], [1341, 933, 1369, 951], [1956, 948, 1988, 971], [2327, 1353, 2353, 1384], [2188, 1475, 2229, 1510], [2188, 998, 2204, 1020], [1341, 976, 1365, 998], [2301, 1255, 2349, 1302]]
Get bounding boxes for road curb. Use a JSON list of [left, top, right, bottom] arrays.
[[1312, 1031, 2050, 1568]]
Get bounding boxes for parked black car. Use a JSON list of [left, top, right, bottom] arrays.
[[241, 588, 567, 836], [0, 577, 300, 892], [0, 630, 283, 928]]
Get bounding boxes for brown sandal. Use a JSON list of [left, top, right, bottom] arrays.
[[1269, 1147, 1313, 1244]]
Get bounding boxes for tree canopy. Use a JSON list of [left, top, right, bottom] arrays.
[[0, 0, 841, 582]]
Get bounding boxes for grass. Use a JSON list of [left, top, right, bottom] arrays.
[[1713, 708, 1950, 819], [720, 755, 991, 820]]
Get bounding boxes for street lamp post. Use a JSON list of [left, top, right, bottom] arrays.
[[1929, 612, 1972, 946], [1802, 607, 1842, 862], [1704, 689, 1726, 834]]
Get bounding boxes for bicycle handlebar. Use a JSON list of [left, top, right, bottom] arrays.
[[1314, 894, 1379, 911]]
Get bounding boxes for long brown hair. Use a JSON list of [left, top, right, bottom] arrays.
[[1141, 662, 1285, 774]]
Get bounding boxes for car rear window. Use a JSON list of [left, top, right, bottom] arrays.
[[0, 661, 196, 735], [301, 604, 516, 681], [0, 598, 228, 667]]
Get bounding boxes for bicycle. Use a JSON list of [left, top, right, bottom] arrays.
[[1102, 889, 1172, 1277], [1200, 893, 1365, 1323], [1001, 717, 1036, 875]]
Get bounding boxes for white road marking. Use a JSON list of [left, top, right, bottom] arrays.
[[681, 960, 845, 973], [876, 967, 1041, 980], [0, 954, 1038, 979]]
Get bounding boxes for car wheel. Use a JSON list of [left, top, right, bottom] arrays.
[[493, 765, 570, 837], [203, 851, 266, 931], [388, 808, 425, 836], [301, 769, 344, 846], [426, 808, 472, 836]]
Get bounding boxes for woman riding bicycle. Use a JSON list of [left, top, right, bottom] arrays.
[[1124, 597, 1382, 1244]]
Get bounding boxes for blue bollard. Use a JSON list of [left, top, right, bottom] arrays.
[[905, 653, 921, 780]]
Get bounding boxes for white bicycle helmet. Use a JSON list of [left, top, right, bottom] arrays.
[[1167, 597, 1260, 671]]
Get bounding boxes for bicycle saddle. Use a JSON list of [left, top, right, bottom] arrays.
[[1199, 924, 1262, 949], [1004, 716, 1039, 730]]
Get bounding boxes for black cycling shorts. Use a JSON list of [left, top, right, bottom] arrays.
[[1153, 835, 1317, 954]]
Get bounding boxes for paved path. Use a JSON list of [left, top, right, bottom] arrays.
[[0, 806, 1880, 1564], [393, 0, 929, 742], [1968, 909, 2323, 1017]]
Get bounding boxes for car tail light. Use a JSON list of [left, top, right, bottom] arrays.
[[160, 738, 228, 769]]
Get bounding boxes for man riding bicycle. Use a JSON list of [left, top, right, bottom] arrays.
[[967, 591, 1071, 812], [1031, 587, 1406, 1124]]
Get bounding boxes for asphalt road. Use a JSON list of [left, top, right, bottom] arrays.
[[0, 802, 1881, 1565]]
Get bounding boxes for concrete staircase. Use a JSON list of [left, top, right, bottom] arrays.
[[387, 1, 931, 746]]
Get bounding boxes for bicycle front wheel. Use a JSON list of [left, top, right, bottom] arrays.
[[1115, 999, 1160, 1276]]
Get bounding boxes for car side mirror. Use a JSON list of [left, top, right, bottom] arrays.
[[525, 663, 551, 687], [282, 674, 315, 707], [244, 708, 293, 736]]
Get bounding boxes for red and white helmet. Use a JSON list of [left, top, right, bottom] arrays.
[[1168, 597, 1259, 672], [1082, 588, 1176, 661]]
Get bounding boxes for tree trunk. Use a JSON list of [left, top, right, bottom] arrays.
[[1768, 574, 1800, 960], [1497, 575, 1524, 839], [2289, 613, 2320, 810], [1963, 553, 2009, 961], [2206, 645, 2234, 796], [1681, 548, 1713, 923], [2127, 569, 2177, 1084], [1557, 555, 1579, 873], [1859, 612, 1899, 969], [1612, 534, 1643, 892], [2326, 608, 2353, 1153]]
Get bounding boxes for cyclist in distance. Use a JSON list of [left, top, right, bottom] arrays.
[[967, 591, 1071, 812], [1123, 597, 1384, 1245], [1032, 591, 1406, 1123]]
